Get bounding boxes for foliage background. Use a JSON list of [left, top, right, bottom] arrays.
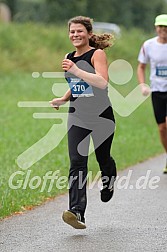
[[1, 0, 167, 31]]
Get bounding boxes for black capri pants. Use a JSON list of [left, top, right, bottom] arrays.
[[67, 106, 117, 215]]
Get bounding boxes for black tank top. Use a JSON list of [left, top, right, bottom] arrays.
[[65, 48, 112, 118]]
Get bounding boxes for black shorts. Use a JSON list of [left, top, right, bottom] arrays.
[[151, 92, 167, 124]]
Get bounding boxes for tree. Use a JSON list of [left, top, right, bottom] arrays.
[[85, 0, 167, 31], [130, 0, 166, 31], [45, 0, 87, 23], [2, 0, 167, 31]]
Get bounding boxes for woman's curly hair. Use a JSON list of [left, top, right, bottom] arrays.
[[68, 16, 114, 50]]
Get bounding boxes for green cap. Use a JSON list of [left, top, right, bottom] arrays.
[[154, 14, 167, 26]]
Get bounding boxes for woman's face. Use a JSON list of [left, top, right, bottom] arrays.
[[69, 23, 92, 48], [156, 25, 167, 41]]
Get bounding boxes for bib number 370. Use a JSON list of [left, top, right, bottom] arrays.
[[73, 84, 86, 92]]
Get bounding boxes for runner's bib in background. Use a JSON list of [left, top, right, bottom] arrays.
[[156, 66, 167, 77], [66, 77, 94, 97]]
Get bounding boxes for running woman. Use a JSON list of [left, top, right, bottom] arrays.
[[50, 16, 117, 229]]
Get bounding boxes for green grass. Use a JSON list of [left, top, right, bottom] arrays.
[[0, 23, 163, 219], [0, 22, 73, 73]]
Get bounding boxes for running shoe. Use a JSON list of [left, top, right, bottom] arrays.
[[100, 176, 116, 202], [62, 210, 86, 229], [100, 185, 114, 202], [163, 167, 167, 174]]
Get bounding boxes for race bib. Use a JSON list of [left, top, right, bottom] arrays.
[[156, 66, 167, 77], [67, 77, 94, 97]]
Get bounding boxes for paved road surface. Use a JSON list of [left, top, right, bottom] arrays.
[[0, 154, 167, 252]]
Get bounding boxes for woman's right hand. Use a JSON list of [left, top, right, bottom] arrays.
[[140, 83, 151, 96], [49, 97, 66, 110]]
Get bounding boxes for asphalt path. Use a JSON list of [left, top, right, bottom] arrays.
[[0, 154, 167, 252]]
